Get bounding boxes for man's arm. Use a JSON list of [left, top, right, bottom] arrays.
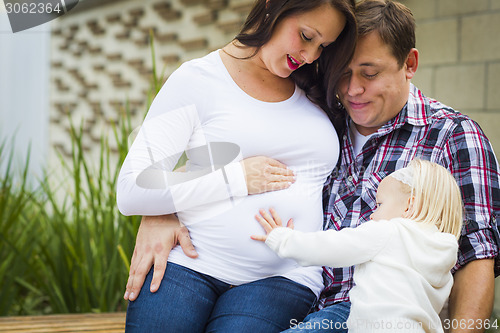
[[442, 117, 500, 332], [123, 214, 197, 301], [448, 259, 495, 333]]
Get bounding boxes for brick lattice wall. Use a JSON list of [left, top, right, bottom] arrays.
[[402, 0, 500, 152], [48, 0, 254, 166]]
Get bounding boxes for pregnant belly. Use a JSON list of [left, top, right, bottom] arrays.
[[171, 184, 324, 283]]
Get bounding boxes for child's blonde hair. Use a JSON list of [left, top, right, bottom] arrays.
[[391, 159, 463, 240]]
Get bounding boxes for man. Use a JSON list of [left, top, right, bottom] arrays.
[[285, 1, 499, 332], [124, 1, 500, 332]]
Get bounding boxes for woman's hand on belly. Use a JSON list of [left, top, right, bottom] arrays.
[[241, 156, 296, 194]]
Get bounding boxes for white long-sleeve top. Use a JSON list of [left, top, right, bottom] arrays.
[[116, 50, 340, 296], [266, 218, 458, 332]]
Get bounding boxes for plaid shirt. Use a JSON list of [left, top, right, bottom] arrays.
[[318, 84, 500, 309]]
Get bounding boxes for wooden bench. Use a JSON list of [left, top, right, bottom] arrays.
[[0, 312, 126, 333]]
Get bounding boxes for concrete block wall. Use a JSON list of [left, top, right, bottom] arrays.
[[402, 0, 500, 153], [401, 0, 500, 319]]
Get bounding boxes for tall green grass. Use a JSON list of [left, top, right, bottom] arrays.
[[0, 34, 166, 315], [30, 120, 141, 313], [0, 110, 142, 315], [0, 140, 41, 315]]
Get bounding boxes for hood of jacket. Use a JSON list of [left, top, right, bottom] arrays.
[[391, 218, 458, 289]]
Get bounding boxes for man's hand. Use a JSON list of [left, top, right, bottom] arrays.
[[448, 258, 495, 333], [241, 156, 296, 195], [124, 214, 198, 301]]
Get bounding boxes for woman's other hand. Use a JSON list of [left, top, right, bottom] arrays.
[[124, 214, 198, 301], [240, 156, 296, 195], [251, 208, 294, 242]]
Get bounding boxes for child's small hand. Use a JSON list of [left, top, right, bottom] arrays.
[[251, 208, 294, 242]]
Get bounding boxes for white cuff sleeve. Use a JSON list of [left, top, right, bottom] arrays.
[[224, 161, 248, 197], [265, 227, 295, 253]]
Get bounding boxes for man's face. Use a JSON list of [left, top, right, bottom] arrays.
[[338, 31, 415, 136]]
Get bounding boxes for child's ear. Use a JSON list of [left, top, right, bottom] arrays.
[[402, 195, 415, 218]]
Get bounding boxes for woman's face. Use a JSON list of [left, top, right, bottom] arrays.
[[257, 3, 346, 78]]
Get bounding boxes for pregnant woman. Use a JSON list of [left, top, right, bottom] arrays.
[[117, 0, 356, 331]]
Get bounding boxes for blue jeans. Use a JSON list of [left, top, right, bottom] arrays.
[[281, 301, 351, 332], [126, 262, 317, 332]]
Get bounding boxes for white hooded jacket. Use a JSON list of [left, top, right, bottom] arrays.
[[266, 218, 458, 332]]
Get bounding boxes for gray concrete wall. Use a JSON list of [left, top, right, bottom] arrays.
[[401, 0, 500, 320], [0, 11, 50, 181], [403, 0, 500, 153]]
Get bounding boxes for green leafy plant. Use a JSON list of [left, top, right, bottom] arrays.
[[0, 139, 41, 315], [0, 34, 169, 315], [26, 118, 141, 313]]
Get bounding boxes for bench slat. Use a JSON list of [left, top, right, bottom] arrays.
[[0, 312, 126, 333]]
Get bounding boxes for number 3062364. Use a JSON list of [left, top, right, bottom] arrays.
[[5, 2, 62, 14], [442, 319, 499, 331]]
